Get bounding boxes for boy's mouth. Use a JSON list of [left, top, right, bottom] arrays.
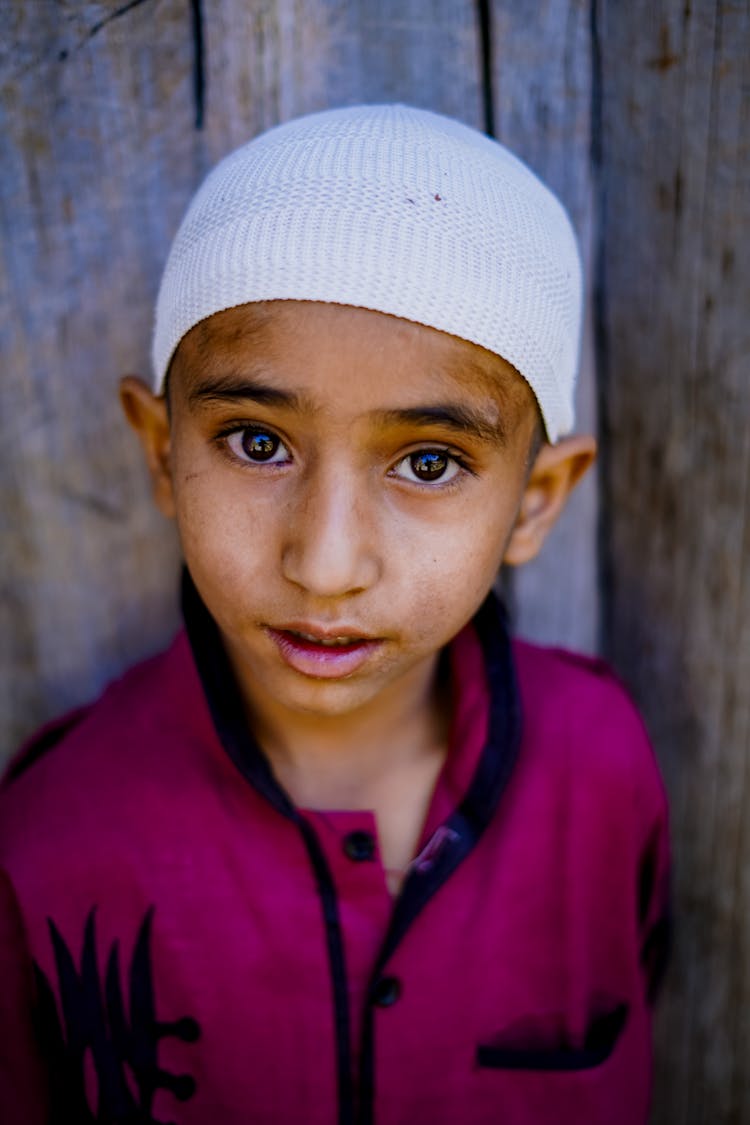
[[266, 626, 382, 678], [286, 630, 363, 648]]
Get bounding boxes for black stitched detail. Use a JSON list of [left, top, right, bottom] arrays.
[[377, 593, 521, 964], [298, 820, 355, 1125], [33, 907, 200, 1122], [182, 570, 354, 1125], [358, 591, 523, 1124], [477, 1004, 628, 1071]]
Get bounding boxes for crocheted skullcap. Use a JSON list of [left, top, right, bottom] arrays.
[[153, 104, 582, 440]]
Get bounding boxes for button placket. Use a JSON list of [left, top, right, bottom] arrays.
[[343, 829, 377, 862], [372, 976, 401, 1007]]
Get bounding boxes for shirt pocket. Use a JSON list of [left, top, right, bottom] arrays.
[[476, 1003, 628, 1072]]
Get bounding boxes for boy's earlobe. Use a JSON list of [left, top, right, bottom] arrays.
[[119, 375, 176, 518], [503, 435, 597, 566]]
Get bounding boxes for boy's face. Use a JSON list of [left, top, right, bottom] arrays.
[[123, 301, 593, 723]]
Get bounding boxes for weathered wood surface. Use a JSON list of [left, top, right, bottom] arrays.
[[489, 0, 599, 652], [597, 2, 750, 1121]]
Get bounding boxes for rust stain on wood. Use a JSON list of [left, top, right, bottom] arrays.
[[647, 24, 681, 72]]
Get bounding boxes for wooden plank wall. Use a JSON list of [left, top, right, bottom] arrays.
[[597, 3, 749, 1121], [1, 1, 747, 1122], [489, 0, 599, 652]]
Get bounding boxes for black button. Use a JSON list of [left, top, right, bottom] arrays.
[[343, 830, 376, 862], [372, 976, 401, 1007]]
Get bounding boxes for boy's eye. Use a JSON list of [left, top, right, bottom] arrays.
[[226, 427, 290, 464], [393, 449, 461, 484]]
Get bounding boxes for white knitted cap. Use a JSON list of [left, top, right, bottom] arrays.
[[153, 104, 582, 440]]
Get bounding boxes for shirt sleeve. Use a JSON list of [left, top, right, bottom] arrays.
[[0, 869, 50, 1123], [636, 755, 671, 1005]]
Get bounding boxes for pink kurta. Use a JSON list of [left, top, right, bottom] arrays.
[[0, 584, 669, 1124]]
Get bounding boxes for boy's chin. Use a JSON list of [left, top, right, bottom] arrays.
[[233, 643, 441, 727]]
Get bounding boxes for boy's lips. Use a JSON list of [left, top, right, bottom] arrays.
[[265, 624, 383, 679]]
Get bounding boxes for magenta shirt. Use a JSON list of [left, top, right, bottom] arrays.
[[0, 584, 669, 1124]]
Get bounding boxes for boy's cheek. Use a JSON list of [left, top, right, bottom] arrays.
[[167, 437, 222, 520]]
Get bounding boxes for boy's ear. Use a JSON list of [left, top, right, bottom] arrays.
[[119, 375, 176, 518], [503, 435, 597, 566]]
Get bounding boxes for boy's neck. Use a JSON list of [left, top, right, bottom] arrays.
[[233, 650, 451, 896], [230, 648, 451, 814]]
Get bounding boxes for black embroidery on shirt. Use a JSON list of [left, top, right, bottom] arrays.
[[33, 907, 200, 1124]]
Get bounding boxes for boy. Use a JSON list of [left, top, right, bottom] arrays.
[[0, 105, 669, 1124]]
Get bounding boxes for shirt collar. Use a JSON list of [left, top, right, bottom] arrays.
[[181, 568, 522, 841]]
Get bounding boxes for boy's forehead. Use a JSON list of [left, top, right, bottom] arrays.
[[170, 300, 538, 420]]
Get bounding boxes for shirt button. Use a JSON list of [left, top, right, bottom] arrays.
[[372, 976, 401, 1007], [343, 830, 376, 862]]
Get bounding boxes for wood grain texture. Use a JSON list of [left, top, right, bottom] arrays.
[[597, 1, 750, 1121], [200, 0, 485, 147], [0, 0, 193, 757], [489, 0, 600, 654]]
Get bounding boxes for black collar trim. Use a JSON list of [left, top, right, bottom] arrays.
[[182, 570, 297, 820], [380, 589, 522, 959], [182, 567, 523, 898]]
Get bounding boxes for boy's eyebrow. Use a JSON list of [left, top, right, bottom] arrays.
[[185, 376, 310, 412], [375, 404, 509, 446]]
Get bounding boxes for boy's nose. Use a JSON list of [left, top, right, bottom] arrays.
[[280, 468, 381, 598]]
